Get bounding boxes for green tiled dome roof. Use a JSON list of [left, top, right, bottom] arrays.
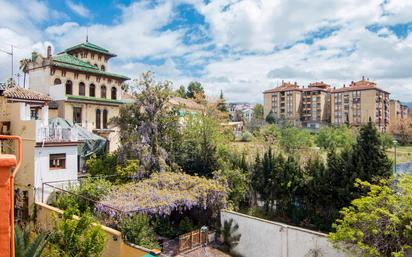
[[63, 41, 116, 57], [52, 53, 129, 80]]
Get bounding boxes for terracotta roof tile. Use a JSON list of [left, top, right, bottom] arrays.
[[332, 80, 389, 93], [3, 86, 52, 101], [263, 82, 302, 93]]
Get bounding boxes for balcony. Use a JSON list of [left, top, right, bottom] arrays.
[[36, 127, 78, 143]]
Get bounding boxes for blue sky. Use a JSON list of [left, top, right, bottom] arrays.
[[1, 0, 412, 102]]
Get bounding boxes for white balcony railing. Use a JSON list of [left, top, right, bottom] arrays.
[[36, 127, 78, 143]]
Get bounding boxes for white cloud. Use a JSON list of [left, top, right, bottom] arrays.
[[65, 0, 91, 18], [2, 0, 412, 103]]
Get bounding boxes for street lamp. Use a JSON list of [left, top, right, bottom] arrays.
[[393, 140, 398, 174]]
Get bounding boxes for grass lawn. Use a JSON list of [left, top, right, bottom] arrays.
[[386, 145, 412, 163]]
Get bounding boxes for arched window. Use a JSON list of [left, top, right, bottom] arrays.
[[89, 83, 96, 97], [54, 78, 62, 85], [96, 109, 101, 129], [103, 110, 108, 129], [79, 82, 85, 96], [111, 87, 117, 100], [65, 80, 73, 95], [101, 85, 106, 98], [94, 64, 98, 68], [101, 65, 105, 71]]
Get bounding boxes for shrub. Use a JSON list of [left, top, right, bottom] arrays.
[[86, 154, 118, 177], [178, 217, 194, 235], [240, 131, 253, 142], [119, 214, 159, 249]]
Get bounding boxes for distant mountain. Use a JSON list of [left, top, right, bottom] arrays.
[[401, 102, 412, 109]]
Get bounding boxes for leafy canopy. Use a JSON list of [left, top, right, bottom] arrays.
[[329, 175, 412, 257]]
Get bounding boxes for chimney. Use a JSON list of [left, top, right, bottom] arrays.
[[47, 46, 52, 58], [294, 82, 297, 86], [343, 84, 346, 88], [362, 75, 365, 80]]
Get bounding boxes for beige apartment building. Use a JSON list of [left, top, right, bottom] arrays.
[[301, 82, 331, 129], [263, 81, 302, 125], [27, 41, 130, 151], [331, 78, 390, 131]]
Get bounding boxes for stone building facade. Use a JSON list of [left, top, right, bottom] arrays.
[[27, 41, 129, 152]]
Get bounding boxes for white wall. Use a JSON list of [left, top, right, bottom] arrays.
[[221, 210, 347, 257], [34, 145, 78, 202]]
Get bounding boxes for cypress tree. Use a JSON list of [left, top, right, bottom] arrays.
[[351, 120, 392, 180]]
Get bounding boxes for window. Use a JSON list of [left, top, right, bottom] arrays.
[[94, 64, 98, 68], [101, 65, 105, 71], [103, 109, 108, 129], [101, 85, 107, 98], [111, 87, 117, 100], [49, 154, 66, 169], [89, 83, 96, 97], [96, 109, 101, 129], [79, 82, 85, 96], [30, 108, 39, 120], [53, 78, 62, 85], [65, 80, 73, 95], [73, 107, 82, 124]]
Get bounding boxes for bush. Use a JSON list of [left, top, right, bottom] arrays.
[[86, 154, 117, 177], [49, 208, 106, 257], [178, 217, 194, 235], [52, 178, 112, 213], [119, 214, 159, 249], [240, 131, 253, 142], [152, 217, 176, 238]]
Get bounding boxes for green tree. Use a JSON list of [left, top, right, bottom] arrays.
[[350, 120, 392, 181], [19, 58, 31, 88], [86, 154, 117, 177], [49, 208, 106, 257], [253, 104, 264, 120], [175, 85, 186, 98], [112, 72, 179, 172], [265, 110, 276, 124], [279, 126, 313, 153], [15, 226, 49, 257], [186, 81, 204, 99], [329, 175, 412, 257], [315, 126, 355, 150], [217, 90, 228, 112], [178, 114, 220, 177], [119, 214, 159, 249], [215, 168, 249, 210], [221, 219, 241, 251]]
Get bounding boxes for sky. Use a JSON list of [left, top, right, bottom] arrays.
[[1, 0, 412, 103]]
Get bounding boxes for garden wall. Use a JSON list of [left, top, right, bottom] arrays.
[[35, 202, 152, 257], [221, 210, 347, 257]]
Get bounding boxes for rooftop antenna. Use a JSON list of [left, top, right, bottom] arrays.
[[0, 45, 14, 79]]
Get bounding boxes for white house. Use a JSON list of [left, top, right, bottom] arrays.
[[0, 85, 79, 215]]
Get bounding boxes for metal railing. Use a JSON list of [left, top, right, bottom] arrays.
[[36, 127, 78, 142]]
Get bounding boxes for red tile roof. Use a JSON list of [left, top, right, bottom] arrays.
[[332, 79, 389, 93], [263, 82, 302, 93], [3, 86, 52, 101]]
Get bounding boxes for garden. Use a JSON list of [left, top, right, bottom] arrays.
[[34, 72, 412, 257]]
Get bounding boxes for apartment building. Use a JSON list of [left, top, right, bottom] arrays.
[[301, 82, 331, 129], [26, 41, 129, 152], [331, 78, 390, 131], [263, 81, 302, 125]]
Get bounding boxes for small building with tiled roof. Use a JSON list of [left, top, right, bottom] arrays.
[[26, 41, 130, 152]]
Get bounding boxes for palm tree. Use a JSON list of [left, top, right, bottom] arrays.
[[19, 58, 31, 88], [15, 225, 49, 257], [221, 219, 241, 250]]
